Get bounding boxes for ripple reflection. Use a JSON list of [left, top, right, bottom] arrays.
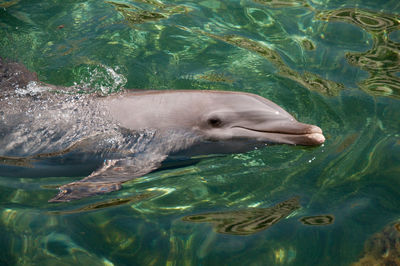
[[318, 8, 400, 98], [183, 197, 300, 235]]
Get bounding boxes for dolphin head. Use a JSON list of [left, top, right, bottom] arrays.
[[191, 91, 325, 146], [105, 90, 325, 146]]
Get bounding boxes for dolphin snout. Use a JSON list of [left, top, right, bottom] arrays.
[[266, 121, 325, 146], [307, 125, 323, 134], [301, 125, 325, 145], [305, 132, 325, 145]]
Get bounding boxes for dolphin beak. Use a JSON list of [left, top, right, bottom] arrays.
[[231, 121, 325, 146], [269, 121, 325, 145], [287, 123, 325, 145]]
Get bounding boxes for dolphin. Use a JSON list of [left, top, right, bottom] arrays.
[[0, 58, 325, 202]]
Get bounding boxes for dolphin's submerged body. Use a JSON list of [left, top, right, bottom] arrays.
[[0, 58, 325, 202]]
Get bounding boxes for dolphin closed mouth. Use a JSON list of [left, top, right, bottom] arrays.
[[231, 123, 325, 146], [0, 58, 325, 202]]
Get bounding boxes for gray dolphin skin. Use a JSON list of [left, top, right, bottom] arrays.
[[0, 58, 325, 202]]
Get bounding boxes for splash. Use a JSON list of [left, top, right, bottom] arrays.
[[14, 81, 52, 96], [72, 64, 127, 95]]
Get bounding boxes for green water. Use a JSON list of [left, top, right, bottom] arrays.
[[1, 0, 400, 265]]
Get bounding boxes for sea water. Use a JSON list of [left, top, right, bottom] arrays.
[[0, 0, 399, 265]]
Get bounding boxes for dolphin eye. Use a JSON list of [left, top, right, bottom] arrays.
[[208, 117, 222, 127]]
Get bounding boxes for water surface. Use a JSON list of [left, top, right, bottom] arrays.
[[1, 0, 400, 265]]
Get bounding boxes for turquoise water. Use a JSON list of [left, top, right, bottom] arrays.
[[1, 0, 400, 265]]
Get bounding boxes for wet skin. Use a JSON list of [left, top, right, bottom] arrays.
[[50, 90, 324, 202], [103, 90, 325, 146], [0, 58, 325, 202]]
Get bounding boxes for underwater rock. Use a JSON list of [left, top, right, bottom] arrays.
[[182, 197, 300, 235], [352, 220, 400, 266]]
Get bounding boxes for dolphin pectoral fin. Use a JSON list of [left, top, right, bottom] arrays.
[[48, 181, 122, 202], [49, 155, 167, 202]]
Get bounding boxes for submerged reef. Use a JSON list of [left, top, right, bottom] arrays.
[[353, 220, 400, 265]]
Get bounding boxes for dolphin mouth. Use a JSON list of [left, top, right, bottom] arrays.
[[231, 124, 325, 146]]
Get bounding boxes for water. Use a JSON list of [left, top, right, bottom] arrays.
[[0, 0, 400, 265]]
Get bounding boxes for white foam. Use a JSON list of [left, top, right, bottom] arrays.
[[15, 81, 51, 96]]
